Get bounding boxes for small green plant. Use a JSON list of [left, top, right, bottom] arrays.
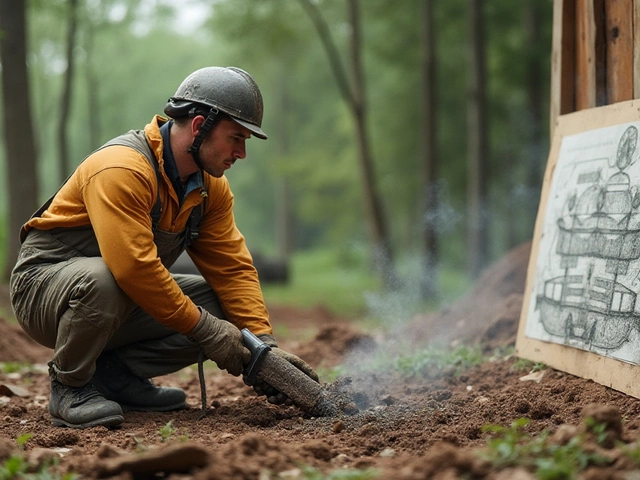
[[583, 417, 609, 446], [157, 420, 189, 443], [0, 455, 29, 480], [133, 436, 147, 453], [158, 420, 177, 442], [0, 433, 77, 480], [16, 434, 32, 450], [177, 427, 190, 442], [0, 362, 31, 374], [480, 418, 612, 479], [298, 465, 379, 480], [511, 358, 546, 373]]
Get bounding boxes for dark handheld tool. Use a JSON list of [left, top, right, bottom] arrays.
[[241, 328, 271, 385], [240, 328, 338, 416]]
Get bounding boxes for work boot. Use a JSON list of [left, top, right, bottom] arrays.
[[49, 379, 124, 429], [92, 352, 187, 412]]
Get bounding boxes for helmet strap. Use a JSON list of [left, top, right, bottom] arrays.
[[187, 107, 219, 169]]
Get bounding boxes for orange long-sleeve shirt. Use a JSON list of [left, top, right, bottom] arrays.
[[22, 115, 272, 336]]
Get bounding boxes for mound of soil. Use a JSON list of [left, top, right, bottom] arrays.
[[406, 241, 531, 352], [2, 241, 640, 479]]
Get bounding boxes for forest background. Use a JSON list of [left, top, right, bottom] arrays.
[[0, 0, 552, 321]]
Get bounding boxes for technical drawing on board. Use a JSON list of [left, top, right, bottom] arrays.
[[525, 122, 640, 364]]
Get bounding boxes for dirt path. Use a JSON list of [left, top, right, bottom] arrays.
[[2, 242, 640, 479]]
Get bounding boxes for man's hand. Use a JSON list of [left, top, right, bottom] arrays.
[[188, 308, 251, 376], [248, 334, 319, 405]]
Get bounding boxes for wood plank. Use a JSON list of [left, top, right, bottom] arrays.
[[605, 0, 634, 103], [634, 0, 640, 98], [575, 0, 597, 110], [550, 0, 576, 137]]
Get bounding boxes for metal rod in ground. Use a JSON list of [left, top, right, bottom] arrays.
[[257, 352, 338, 417]]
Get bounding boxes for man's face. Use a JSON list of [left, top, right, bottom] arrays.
[[198, 118, 251, 178]]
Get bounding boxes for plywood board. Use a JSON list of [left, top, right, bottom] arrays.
[[516, 99, 640, 398]]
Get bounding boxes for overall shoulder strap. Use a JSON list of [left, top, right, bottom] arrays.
[[101, 130, 163, 228]]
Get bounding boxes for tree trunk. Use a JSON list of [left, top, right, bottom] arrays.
[[346, 0, 396, 288], [276, 67, 294, 261], [419, 0, 439, 299], [297, 0, 397, 289], [58, 0, 79, 181], [84, 7, 101, 150], [525, 0, 544, 240], [0, 0, 40, 281], [467, 0, 490, 279]]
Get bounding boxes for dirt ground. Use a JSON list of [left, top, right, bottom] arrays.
[[3, 242, 640, 479]]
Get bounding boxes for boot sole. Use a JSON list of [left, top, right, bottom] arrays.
[[51, 414, 124, 429], [119, 401, 188, 412]]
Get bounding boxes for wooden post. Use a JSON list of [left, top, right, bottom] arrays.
[[575, 0, 597, 110], [634, 0, 640, 98], [552, 0, 637, 128], [550, 0, 576, 137], [605, 0, 634, 103]]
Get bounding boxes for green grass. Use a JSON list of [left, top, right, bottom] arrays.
[[331, 341, 487, 380], [297, 465, 379, 480], [262, 248, 380, 318], [480, 418, 612, 479], [262, 247, 473, 320], [393, 344, 485, 377], [511, 358, 547, 373], [0, 434, 79, 480]]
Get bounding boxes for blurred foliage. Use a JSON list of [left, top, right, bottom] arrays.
[[0, 0, 553, 309]]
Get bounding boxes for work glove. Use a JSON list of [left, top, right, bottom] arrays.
[[248, 333, 319, 405], [188, 308, 251, 376]]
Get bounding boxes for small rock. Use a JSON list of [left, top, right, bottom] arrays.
[[381, 395, 396, 405], [520, 371, 545, 383], [278, 468, 302, 479], [0, 384, 31, 397], [332, 421, 345, 433], [341, 402, 359, 415], [33, 364, 49, 374], [493, 467, 535, 480], [379, 447, 395, 458], [331, 453, 351, 467]]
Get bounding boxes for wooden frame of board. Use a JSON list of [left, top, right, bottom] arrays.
[[516, 98, 640, 398]]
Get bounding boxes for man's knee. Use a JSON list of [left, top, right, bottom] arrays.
[[70, 258, 130, 308]]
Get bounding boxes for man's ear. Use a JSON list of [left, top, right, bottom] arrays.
[[191, 116, 206, 137]]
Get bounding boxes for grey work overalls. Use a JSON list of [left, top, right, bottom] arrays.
[[9, 130, 223, 387]]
